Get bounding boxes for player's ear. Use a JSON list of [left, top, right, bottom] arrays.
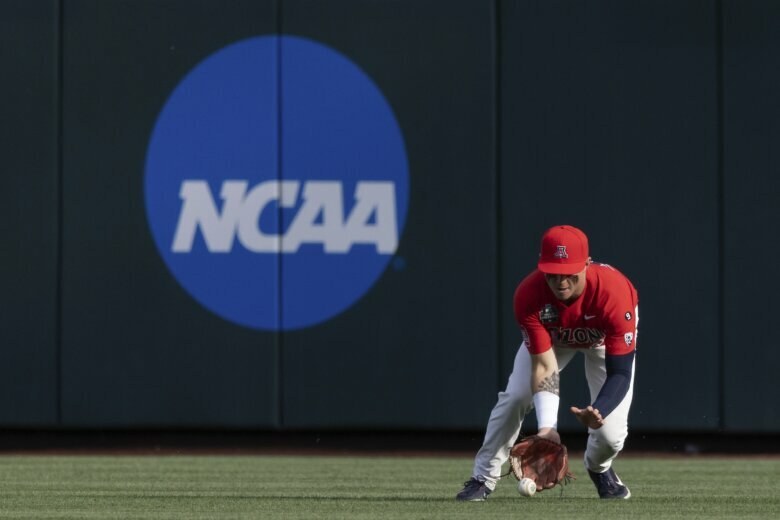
[[585, 257, 592, 267]]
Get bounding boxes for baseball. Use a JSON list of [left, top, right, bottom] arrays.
[[517, 477, 537, 497]]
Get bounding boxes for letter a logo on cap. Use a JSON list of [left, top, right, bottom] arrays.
[[538, 225, 588, 275], [554, 245, 568, 259]]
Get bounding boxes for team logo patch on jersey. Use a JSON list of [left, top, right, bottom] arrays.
[[539, 304, 559, 324], [625, 311, 632, 321], [554, 245, 568, 259], [624, 332, 634, 347]]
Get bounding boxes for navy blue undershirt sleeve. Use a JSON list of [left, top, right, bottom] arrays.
[[591, 350, 635, 420]]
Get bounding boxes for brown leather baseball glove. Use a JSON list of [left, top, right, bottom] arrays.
[[509, 435, 575, 490]]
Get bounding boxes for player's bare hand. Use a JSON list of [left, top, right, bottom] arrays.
[[536, 427, 561, 445], [570, 405, 604, 429]]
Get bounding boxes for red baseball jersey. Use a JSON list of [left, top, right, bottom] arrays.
[[514, 263, 639, 355]]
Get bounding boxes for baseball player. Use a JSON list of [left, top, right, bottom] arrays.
[[456, 225, 638, 500]]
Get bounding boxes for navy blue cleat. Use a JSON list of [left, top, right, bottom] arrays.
[[588, 468, 631, 499], [456, 477, 492, 501]]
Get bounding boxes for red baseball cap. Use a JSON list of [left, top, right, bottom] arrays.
[[537, 225, 589, 275]]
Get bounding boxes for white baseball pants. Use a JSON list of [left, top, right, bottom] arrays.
[[471, 342, 635, 489]]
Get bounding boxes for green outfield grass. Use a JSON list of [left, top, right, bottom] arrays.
[[0, 454, 777, 519]]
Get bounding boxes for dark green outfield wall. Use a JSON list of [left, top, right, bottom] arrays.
[[0, 0, 777, 432]]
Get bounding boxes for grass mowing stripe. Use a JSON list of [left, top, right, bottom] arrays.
[[0, 455, 777, 519]]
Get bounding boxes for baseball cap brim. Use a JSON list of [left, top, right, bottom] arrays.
[[537, 260, 587, 275]]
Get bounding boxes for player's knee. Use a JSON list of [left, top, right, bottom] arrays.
[[592, 426, 627, 455], [606, 437, 625, 455]]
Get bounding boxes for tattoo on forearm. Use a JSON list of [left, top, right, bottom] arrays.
[[537, 371, 560, 395]]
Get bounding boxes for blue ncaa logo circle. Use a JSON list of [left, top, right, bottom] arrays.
[[144, 36, 409, 330]]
